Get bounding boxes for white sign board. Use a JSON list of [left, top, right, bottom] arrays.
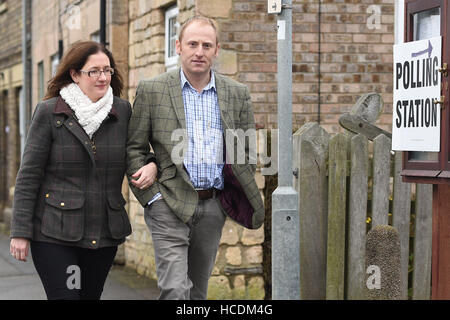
[[392, 36, 442, 151], [268, 0, 282, 14]]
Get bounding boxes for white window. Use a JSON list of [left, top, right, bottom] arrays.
[[165, 6, 179, 70], [38, 61, 44, 101], [91, 31, 100, 43], [51, 54, 59, 77]]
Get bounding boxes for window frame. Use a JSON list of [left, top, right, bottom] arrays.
[[51, 53, 60, 78], [165, 5, 179, 70], [402, 0, 450, 183]]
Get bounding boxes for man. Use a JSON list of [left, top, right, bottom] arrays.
[[126, 16, 264, 300]]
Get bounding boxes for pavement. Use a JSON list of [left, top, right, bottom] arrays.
[[0, 231, 159, 300]]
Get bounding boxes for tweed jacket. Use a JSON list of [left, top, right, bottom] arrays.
[[126, 68, 264, 229], [10, 95, 132, 248]]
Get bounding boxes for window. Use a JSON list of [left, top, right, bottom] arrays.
[[91, 31, 100, 43], [51, 54, 59, 78], [16, 87, 23, 158], [38, 61, 44, 101], [165, 6, 179, 70], [401, 0, 450, 182], [0, 91, 7, 202]]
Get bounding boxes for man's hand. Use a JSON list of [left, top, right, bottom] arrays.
[[10, 238, 30, 262], [131, 162, 157, 190]]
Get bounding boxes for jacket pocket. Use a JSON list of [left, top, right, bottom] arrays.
[[41, 192, 85, 241], [158, 164, 177, 183], [106, 194, 132, 239]]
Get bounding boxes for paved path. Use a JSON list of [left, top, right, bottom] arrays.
[[0, 232, 159, 300]]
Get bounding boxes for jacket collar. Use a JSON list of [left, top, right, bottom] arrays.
[[180, 68, 217, 92], [168, 67, 234, 130], [53, 96, 119, 120]]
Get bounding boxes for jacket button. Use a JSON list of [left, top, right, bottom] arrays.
[[56, 120, 61, 125], [69, 122, 73, 126], [60, 202, 65, 207]]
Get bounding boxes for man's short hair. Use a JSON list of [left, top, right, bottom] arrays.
[[178, 16, 219, 45]]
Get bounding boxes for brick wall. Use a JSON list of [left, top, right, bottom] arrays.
[[214, 0, 395, 133], [316, 0, 394, 133], [0, 0, 22, 66]]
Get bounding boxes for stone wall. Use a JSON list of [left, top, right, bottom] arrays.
[[0, 0, 26, 228], [31, 0, 102, 108]]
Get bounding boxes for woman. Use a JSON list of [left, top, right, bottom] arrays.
[[9, 41, 132, 300]]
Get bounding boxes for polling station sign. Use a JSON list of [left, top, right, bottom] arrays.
[[392, 36, 442, 151]]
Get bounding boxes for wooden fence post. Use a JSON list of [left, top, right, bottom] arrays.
[[392, 152, 412, 300], [326, 133, 348, 300], [347, 134, 369, 299], [293, 122, 329, 300], [412, 184, 433, 300], [371, 134, 391, 227]]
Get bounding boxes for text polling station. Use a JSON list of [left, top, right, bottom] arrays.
[[393, 36, 442, 151]]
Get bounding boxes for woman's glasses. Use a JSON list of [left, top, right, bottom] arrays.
[[79, 68, 115, 78]]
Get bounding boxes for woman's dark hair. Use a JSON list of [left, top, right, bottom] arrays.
[[44, 41, 123, 100]]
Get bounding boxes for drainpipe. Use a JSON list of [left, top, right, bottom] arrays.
[[318, 0, 322, 124], [100, 0, 106, 46], [20, 0, 31, 156]]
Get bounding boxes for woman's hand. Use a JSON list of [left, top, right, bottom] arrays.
[[10, 238, 30, 262], [131, 162, 157, 190]]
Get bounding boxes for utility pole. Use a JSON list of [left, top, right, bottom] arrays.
[[269, 0, 300, 299]]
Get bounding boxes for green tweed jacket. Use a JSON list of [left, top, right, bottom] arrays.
[[11, 96, 132, 248], [126, 68, 264, 229]]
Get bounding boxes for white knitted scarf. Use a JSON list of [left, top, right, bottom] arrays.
[[60, 83, 113, 139]]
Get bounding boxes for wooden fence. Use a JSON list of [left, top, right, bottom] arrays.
[[293, 122, 432, 300]]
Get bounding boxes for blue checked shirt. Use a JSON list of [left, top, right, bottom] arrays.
[[148, 69, 224, 206]]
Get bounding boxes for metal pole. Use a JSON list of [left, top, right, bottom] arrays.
[[271, 0, 300, 300]]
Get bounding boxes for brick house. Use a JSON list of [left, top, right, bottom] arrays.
[[1, 0, 395, 299]]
